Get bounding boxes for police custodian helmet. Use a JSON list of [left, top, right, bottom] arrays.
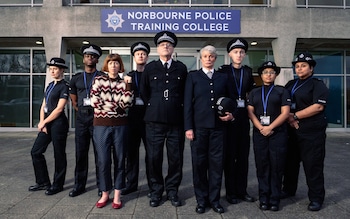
[[216, 97, 235, 117]]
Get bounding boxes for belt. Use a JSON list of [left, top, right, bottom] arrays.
[[79, 108, 94, 114]]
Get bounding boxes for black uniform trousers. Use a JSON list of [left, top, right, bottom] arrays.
[[283, 119, 326, 203], [224, 112, 251, 198], [191, 127, 225, 206], [31, 114, 68, 189], [125, 106, 150, 191], [145, 122, 184, 199], [253, 127, 287, 205], [73, 108, 99, 191]]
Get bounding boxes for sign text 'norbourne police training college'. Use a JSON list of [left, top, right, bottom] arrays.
[[101, 9, 240, 34]]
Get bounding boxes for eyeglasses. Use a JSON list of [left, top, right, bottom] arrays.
[[158, 42, 173, 48], [262, 71, 276, 75]]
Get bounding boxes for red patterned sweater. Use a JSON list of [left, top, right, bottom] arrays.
[[90, 74, 134, 126]]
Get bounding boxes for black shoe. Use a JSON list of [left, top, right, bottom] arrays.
[[168, 195, 181, 207], [259, 203, 269, 210], [150, 197, 161, 207], [28, 183, 51, 191], [240, 194, 256, 202], [226, 197, 239, 204], [45, 186, 63, 195], [69, 188, 86, 197], [98, 190, 102, 197], [308, 201, 322, 211], [195, 204, 206, 214], [270, 204, 279, 211], [212, 204, 224, 214], [280, 190, 294, 199], [121, 187, 137, 195]]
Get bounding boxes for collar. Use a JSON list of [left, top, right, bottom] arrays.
[[161, 59, 173, 68]]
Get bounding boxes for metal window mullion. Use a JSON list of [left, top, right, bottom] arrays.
[[29, 49, 33, 128]]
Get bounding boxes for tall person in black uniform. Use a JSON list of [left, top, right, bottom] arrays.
[[29, 57, 69, 195], [69, 44, 104, 197], [247, 61, 291, 211], [281, 52, 328, 211], [122, 42, 151, 195], [217, 38, 256, 204], [184, 45, 236, 214], [140, 31, 187, 207]]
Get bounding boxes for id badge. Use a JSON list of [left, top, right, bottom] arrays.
[[237, 99, 245, 108], [83, 97, 91, 106], [291, 102, 296, 110], [44, 106, 48, 113], [260, 115, 271, 125], [135, 97, 144, 105]]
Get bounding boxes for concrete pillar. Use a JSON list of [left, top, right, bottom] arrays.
[[272, 36, 297, 86], [43, 0, 62, 7], [43, 35, 66, 86]]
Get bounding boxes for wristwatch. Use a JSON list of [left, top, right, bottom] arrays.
[[293, 113, 299, 120]]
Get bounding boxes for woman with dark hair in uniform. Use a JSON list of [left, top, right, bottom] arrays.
[[247, 61, 290, 211], [29, 57, 69, 196], [281, 52, 328, 211]]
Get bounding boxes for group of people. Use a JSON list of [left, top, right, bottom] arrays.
[[28, 31, 328, 214]]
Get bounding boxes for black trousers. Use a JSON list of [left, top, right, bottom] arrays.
[[125, 106, 150, 191], [253, 127, 287, 205], [224, 116, 251, 198], [191, 127, 224, 206], [145, 122, 184, 198], [31, 114, 68, 188], [73, 109, 99, 191], [283, 118, 327, 203]]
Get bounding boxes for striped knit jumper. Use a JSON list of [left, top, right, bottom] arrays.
[[90, 74, 134, 126]]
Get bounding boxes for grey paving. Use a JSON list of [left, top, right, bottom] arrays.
[[0, 131, 349, 219]]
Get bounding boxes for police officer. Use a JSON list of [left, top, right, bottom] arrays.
[[247, 61, 290, 211], [140, 31, 187, 207], [29, 57, 69, 195], [184, 45, 235, 214], [282, 52, 328, 211], [122, 42, 151, 195], [69, 44, 104, 197], [217, 38, 256, 204]]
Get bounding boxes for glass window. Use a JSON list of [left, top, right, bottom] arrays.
[[33, 50, 46, 73], [308, 0, 343, 6], [0, 75, 31, 127], [308, 51, 342, 75], [0, 50, 30, 73], [346, 51, 350, 127]]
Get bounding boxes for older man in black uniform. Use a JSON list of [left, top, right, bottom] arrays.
[[69, 44, 104, 197], [184, 45, 236, 214], [140, 31, 187, 207]]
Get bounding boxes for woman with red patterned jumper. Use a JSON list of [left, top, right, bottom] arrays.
[[90, 54, 134, 209]]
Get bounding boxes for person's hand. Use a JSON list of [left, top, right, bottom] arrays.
[[37, 121, 46, 132], [41, 126, 48, 134], [219, 112, 234, 122], [288, 113, 299, 129], [259, 126, 274, 136], [186, 129, 194, 141], [124, 75, 132, 83]]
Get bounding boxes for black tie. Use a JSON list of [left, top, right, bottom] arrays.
[[164, 62, 168, 71]]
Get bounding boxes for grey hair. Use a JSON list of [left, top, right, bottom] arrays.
[[200, 45, 217, 58]]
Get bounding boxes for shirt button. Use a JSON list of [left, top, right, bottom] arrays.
[[211, 90, 213, 93], [212, 106, 215, 109], [166, 73, 169, 76], [210, 83, 213, 85], [211, 98, 214, 101], [166, 80, 169, 83], [165, 98, 169, 101]]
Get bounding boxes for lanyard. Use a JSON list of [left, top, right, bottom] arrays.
[[45, 83, 56, 104], [231, 66, 243, 99], [135, 72, 139, 90], [291, 77, 312, 99], [84, 71, 97, 98], [261, 85, 274, 116]]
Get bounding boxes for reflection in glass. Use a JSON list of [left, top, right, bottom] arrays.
[[0, 50, 30, 73]]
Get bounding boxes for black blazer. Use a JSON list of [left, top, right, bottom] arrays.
[[140, 59, 187, 125], [184, 69, 235, 131]]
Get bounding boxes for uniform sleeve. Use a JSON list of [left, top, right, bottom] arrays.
[[313, 79, 328, 106], [60, 82, 69, 100], [140, 64, 150, 103], [183, 72, 194, 131], [69, 75, 77, 95], [280, 87, 291, 106]]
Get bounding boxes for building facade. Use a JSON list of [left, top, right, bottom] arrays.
[[0, 0, 349, 131]]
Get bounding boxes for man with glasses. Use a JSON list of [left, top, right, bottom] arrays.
[[140, 31, 187, 208], [69, 44, 104, 197]]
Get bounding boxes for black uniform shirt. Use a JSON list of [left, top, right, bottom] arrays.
[[69, 71, 104, 108], [248, 84, 291, 123], [285, 76, 328, 122], [44, 79, 69, 116]]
